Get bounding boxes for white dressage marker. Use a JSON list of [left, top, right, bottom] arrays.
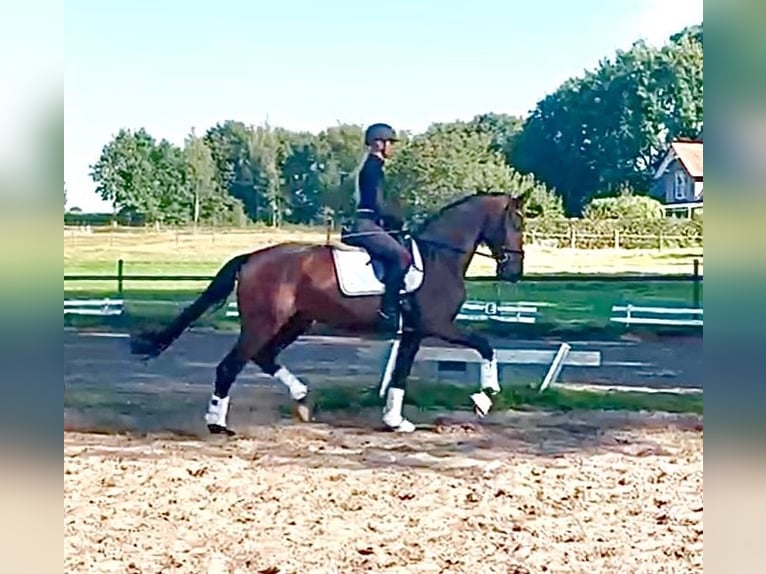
[[330, 239, 425, 297], [378, 336, 402, 398], [538, 342, 571, 393]]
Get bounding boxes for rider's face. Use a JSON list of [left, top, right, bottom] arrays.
[[381, 139, 395, 158]]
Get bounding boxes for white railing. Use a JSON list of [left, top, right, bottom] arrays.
[[610, 304, 703, 327], [226, 299, 545, 324], [455, 300, 539, 324], [64, 298, 703, 329], [64, 298, 124, 316]]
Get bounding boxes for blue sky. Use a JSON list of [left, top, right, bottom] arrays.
[[62, 0, 702, 212]]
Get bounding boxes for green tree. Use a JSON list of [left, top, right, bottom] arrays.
[[387, 122, 554, 220], [89, 128, 191, 225], [249, 123, 284, 227], [203, 120, 256, 218], [469, 112, 524, 163], [90, 128, 163, 223], [279, 130, 323, 224], [670, 22, 702, 46], [314, 124, 366, 220], [151, 139, 192, 225], [512, 26, 703, 215], [184, 127, 217, 225]]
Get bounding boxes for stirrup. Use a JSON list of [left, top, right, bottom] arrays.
[[377, 309, 401, 333]]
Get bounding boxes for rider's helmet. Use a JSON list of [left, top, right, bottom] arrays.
[[364, 123, 399, 146]]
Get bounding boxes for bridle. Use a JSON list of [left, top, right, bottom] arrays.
[[490, 245, 525, 264]]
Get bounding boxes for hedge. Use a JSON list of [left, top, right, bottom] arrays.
[[524, 217, 703, 249]]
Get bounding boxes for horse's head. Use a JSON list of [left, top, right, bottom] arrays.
[[479, 193, 525, 283]]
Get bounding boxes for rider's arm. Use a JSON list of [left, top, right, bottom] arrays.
[[358, 157, 385, 214], [359, 156, 404, 228]]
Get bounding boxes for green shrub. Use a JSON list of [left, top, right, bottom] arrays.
[[583, 194, 664, 221], [525, 216, 702, 248]]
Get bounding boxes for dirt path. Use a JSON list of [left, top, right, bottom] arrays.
[[64, 411, 703, 573]]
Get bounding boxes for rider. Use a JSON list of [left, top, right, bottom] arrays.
[[351, 122, 412, 332]]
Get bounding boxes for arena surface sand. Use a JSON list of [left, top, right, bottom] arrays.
[[64, 410, 703, 574]]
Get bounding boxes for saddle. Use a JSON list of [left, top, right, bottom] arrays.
[[332, 225, 424, 297], [339, 223, 406, 272]]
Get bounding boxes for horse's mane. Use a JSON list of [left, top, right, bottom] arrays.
[[414, 191, 509, 236]]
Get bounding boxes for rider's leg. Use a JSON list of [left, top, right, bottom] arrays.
[[380, 256, 409, 322], [370, 239, 412, 329], [352, 219, 413, 329]]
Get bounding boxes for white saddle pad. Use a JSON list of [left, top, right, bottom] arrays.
[[331, 239, 425, 297]]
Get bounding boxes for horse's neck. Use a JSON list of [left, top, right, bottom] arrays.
[[419, 207, 484, 276]]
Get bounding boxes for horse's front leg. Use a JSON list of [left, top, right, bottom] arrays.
[[426, 322, 501, 417], [380, 331, 423, 433]]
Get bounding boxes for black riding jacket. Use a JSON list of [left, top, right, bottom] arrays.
[[356, 154, 403, 229], [356, 154, 386, 219]]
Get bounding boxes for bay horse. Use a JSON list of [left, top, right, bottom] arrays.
[[129, 191, 526, 434]]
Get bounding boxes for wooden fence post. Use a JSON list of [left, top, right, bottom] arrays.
[[692, 258, 701, 307], [324, 210, 333, 244], [117, 259, 124, 297]]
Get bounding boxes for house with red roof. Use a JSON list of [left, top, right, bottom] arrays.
[[652, 132, 703, 216]]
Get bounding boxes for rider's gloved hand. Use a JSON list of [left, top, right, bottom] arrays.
[[380, 213, 405, 232]]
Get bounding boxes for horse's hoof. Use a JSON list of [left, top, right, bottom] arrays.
[[207, 424, 235, 436], [384, 418, 416, 433], [293, 398, 313, 423]]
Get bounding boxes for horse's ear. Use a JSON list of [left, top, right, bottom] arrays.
[[514, 188, 533, 210]]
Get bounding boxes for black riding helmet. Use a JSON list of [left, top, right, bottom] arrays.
[[364, 123, 399, 146]]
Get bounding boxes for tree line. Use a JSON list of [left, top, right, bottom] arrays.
[[75, 23, 702, 227]]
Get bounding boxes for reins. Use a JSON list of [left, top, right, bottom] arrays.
[[340, 228, 521, 263]]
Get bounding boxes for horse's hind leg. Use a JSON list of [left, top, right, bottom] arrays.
[[252, 315, 314, 422], [204, 337, 253, 436]]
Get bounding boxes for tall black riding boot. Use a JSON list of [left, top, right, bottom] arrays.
[[378, 269, 405, 333]]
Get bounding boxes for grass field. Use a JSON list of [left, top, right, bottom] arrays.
[[308, 378, 703, 416], [64, 228, 703, 336], [65, 227, 703, 277], [64, 377, 703, 425]]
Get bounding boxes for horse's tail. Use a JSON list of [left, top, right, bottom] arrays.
[[129, 253, 251, 358]]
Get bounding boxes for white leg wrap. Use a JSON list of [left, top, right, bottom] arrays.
[[470, 391, 493, 417], [274, 366, 308, 401], [481, 355, 501, 394], [382, 388, 415, 432], [205, 394, 230, 427]]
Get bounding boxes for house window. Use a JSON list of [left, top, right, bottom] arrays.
[[674, 170, 688, 201]]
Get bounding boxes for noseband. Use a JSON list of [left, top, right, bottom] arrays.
[[494, 247, 525, 264]]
